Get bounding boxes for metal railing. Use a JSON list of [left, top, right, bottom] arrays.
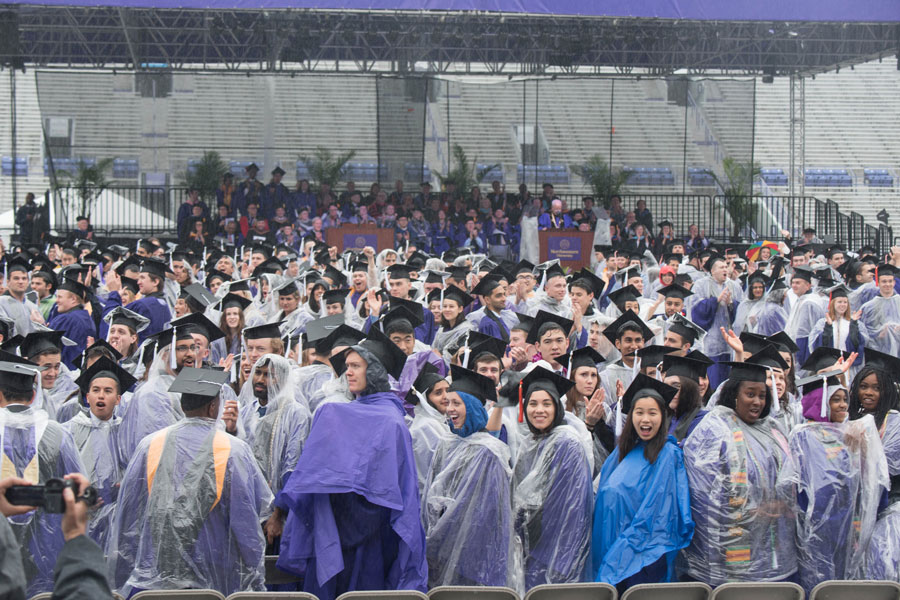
[[49, 186, 191, 238]]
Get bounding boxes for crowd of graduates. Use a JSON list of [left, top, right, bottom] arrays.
[[3, 185, 900, 599]]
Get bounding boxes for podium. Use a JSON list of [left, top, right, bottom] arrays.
[[539, 230, 594, 271], [325, 225, 395, 253]]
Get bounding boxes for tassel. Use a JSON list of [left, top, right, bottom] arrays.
[[518, 379, 524, 423], [820, 375, 828, 419], [615, 398, 623, 437], [769, 367, 781, 415], [462, 330, 471, 368], [169, 252, 174, 272], [98, 262, 105, 286], [567, 352, 573, 377], [230, 355, 237, 383], [297, 335, 303, 365], [169, 327, 178, 370], [632, 356, 641, 377], [136, 238, 141, 253], [106, 324, 112, 343], [137, 341, 147, 369], [284, 336, 290, 358]]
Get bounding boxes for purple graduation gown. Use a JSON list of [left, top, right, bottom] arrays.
[[276, 392, 428, 600], [47, 307, 96, 370], [126, 293, 171, 342]]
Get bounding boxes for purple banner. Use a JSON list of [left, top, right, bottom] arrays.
[[547, 235, 583, 263], [343, 233, 379, 250], [8, 0, 899, 21]]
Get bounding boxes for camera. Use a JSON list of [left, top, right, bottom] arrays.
[[5, 478, 99, 514]]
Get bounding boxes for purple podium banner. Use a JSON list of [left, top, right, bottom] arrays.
[[8, 0, 899, 22], [343, 233, 379, 250], [547, 235, 583, 263]]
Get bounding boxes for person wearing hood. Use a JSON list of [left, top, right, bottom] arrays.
[[226, 354, 311, 554], [423, 365, 516, 589], [405, 363, 452, 497], [63, 357, 136, 551], [593, 374, 693, 592], [19, 330, 80, 421], [526, 262, 575, 320], [679, 361, 797, 585], [276, 328, 427, 600], [108, 367, 272, 597], [690, 254, 742, 390], [781, 372, 888, 593], [513, 367, 593, 589]]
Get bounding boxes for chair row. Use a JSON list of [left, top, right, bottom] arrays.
[[47, 580, 897, 600]]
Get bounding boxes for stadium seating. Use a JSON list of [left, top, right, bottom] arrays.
[[336, 592, 429, 600], [524, 582, 617, 600], [228, 593, 319, 599], [404, 163, 432, 182], [804, 168, 852, 188], [113, 158, 140, 179], [477, 163, 504, 183], [131, 591, 226, 600], [622, 166, 675, 186], [688, 167, 716, 187], [760, 167, 789, 187], [809, 580, 900, 600], [708, 582, 803, 600], [619, 582, 711, 600], [428, 586, 519, 600], [518, 164, 569, 185], [1, 156, 28, 176], [864, 168, 894, 188]]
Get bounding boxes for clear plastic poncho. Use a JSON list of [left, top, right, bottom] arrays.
[[525, 292, 574, 320], [108, 416, 273, 597], [512, 424, 593, 590], [63, 412, 128, 551], [116, 347, 180, 462], [295, 362, 335, 413], [778, 415, 889, 591], [0, 294, 37, 336], [423, 432, 518, 589], [2, 406, 85, 596], [237, 354, 312, 497], [733, 296, 788, 337], [432, 320, 477, 363], [690, 276, 743, 358], [409, 390, 452, 499], [42, 367, 80, 422], [786, 294, 827, 344], [861, 294, 900, 355], [678, 405, 797, 585]]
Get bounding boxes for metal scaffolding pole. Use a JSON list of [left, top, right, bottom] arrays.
[[789, 73, 805, 198]]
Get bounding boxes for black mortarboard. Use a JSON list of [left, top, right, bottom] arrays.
[[273, 278, 300, 296], [169, 367, 231, 411], [0, 361, 39, 394], [602, 310, 654, 344], [511, 313, 534, 333], [423, 269, 450, 284], [205, 269, 230, 287], [687, 350, 714, 366], [667, 313, 705, 345], [614, 264, 642, 284], [57, 277, 91, 300], [608, 285, 640, 311], [386, 264, 415, 281], [171, 313, 225, 343], [739, 332, 771, 356], [797, 370, 845, 396], [351, 260, 370, 273], [322, 288, 351, 307], [825, 283, 851, 300], [620, 373, 678, 414], [558, 346, 605, 372], [876, 264, 900, 278], [593, 245, 613, 255], [864, 347, 900, 375], [405, 363, 446, 405], [658, 220, 674, 229], [513, 260, 536, 276], [252, 258, 284, 279], [75, 338, 122, 371], [570, 268, 606, 297], [521, 366, 574, 405], [243, 321, 285, 340], [382, 305, 424, 335], [465, 335, 508, 370], [536, 260, 566, 281], [76, 355, 136, 396], [151, 326, 196, 351], [658, 283, 693, 300], [104, 306, 151, 333], [527, 310, 575, 345], [20, 330, 64, 359], [447, 266, 470, 281], [182, 283, 217, 309], [471, 275, 505, 298], [747, 344, 791, 370], [661, 253, 683, 265], [322, 265, 348, 287], [721, 360, 771, 383], [800, 346, 850, 373], [272, 166, 285, 176], [442, 286, 475, 310], [0, 316, 14, 340], [215, 293, 252, 312], [662, 354, 708, 382], [139, 257, 173, 279], [354, 327, 407, 380], [114, 255, 141, 277], [73, 239, 98, 252], [224, 278, 252, 294], [4, 255, 30, 274], [317, 323, 365, 354], [120, 277, 139, 296], [765, 331, 799, 355], [387, 295, 426, 320], [791, 266, 814, 283], [448, 364, 497, 403]]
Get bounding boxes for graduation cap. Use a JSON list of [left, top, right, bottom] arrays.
[[245, 163, 260, 172], [75, 338, 123, 370], [104, 306, 151, 333], [120, 277, 139, 296], [448, 363, 497, 404], [182, 283, 217, 309], [442, 285, 474, 310], [57, 277, 91, 300], [0, 361, 40, 394], [114, 255, 141, 278], [406, 251, 429, 270], [667, 313, 705, 345], [864, 347, 900, 375], [620, 373, 678, 414], [662, 353, 708, 382], [386, 264, 415, 281], [608, 285, 640, 312], [765, 331, 799, 355], [382, 305, 425, 335], [526, 310, 575, 345], [791, 265, 815, 283], [422, 269, 451, 285], [353, 327, 407, 380], [558, 346, 605, 374], [470, 275, 505, 297], [75, 355, 136, 396], [322, 265, 348, 287], [747, 344, 790, 371], [0, 316, 14, 340], [658, 283, 693, 300], [739, 332, 772, 356], [825, 283, 851, 300], [593, 245, 613, 255], [205, 269, 230, 287], [321, 288, 350, 307], [351, 260, 370, 273], [252, 257, 285, 279], [317, 323, 365, 355], [720, 360, 772, 384], [272, 166, 285, 176], [273, 278, 300, 296], [314, 249, 332, 267], [151, 325, 196, 352], [658, 220, 674, 229], [513, 260, 536, 276], [615, 264, 642, 284], [797, 370, 845, 396], [19, 330, 65, 359], [800, 346, 850, 373], [687, 349, 714, 366], [511, 313, 534, 334], [633, 345, 677, 368], [465, 335, 509, 370], [169, 367, 231, 411], [876, 264, 900, 278], [405, 363, 446, 406], [387, 295, 426, 320], [73, 239, 98, 252], [661, 253, 683, 266], [171, 312, 225, 344], [447, 265, 470, 282], [570, 268, 606, 297], [4, 255, 30, 274], [243, 321, 285, 341], [520, 367, 574, 420], [536, 260, 566, 284], [139, 258, 173, 279], [702, 253, 727, 272], [602, 310, 654, 345]]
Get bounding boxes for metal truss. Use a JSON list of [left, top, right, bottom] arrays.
[[2, 6, 898, 76]]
